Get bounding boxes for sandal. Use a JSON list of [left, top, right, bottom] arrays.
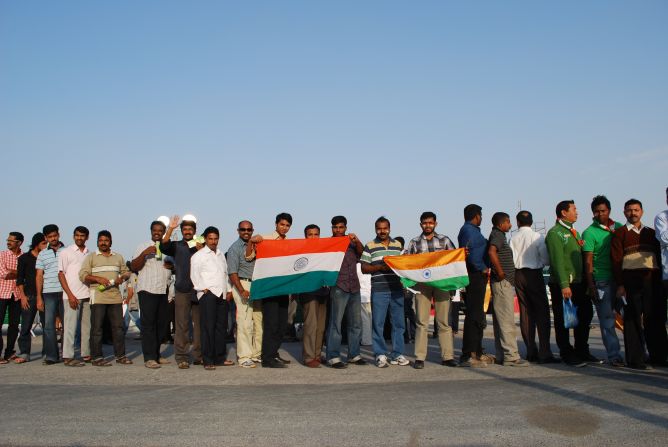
[[92, 358, 112, 367], [203, 364, 216, 371], [221, 360, 235, 366], [83, 356, 92, 363], [13, 357, 27, 364], [64, 358, 85, 367], [158, 358, 171, 365], [0, 358, 8, 365], [145, 360, 161, 369], [116, 357, 133, 365], [177, 361, 190, 369]]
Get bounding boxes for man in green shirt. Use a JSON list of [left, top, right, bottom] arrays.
[[545, 200, 594, 367], [582, 195, 623, 367]]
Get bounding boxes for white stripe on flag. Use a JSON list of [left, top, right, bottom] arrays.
[[390, 260, 468, 283], [253, 251, 345, 280]]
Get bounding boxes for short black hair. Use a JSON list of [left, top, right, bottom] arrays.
[[150, 221, 166, 231], [463, 204, 482, 222], [492, 212, 510, 227], [590, 195, 611, 212], [395, 236, 405, 248], [624, 198, 643, 209], [97, 230, 112, 242], [73, 226, 89, 236], [203, 226, 219, 237], [516, 210, 533, 227], [304, 224, 320, 236], [180, 220, 196, 231], [276, 212, 293, 225], [375, 216, 390, 227], [555, 200, 575, 218], [331, 215, 347, 226], [420, 211, 437, 222], [9, 231, 24, 242], [30, 232, 45, 249], [42, 224, 59, 235], [237, 220, 252, 229]]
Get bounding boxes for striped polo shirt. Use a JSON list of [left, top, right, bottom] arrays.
[[360, 237, 403, 292], [36, 245, 64, 293]]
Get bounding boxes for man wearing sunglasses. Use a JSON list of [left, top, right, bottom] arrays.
[[227, 221, 262, 368]]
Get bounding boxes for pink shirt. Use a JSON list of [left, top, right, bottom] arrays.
[[58, 244, 90, 300]]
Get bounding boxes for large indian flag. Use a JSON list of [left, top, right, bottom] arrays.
[[250, 237, 350, 300], [383, 248, 469, 291]]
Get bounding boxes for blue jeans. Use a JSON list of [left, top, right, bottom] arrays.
[[43, 292, 64, 362], [594, 280, 622, 361], [371, 289, 405, 358], [325, 286, 362, 363]]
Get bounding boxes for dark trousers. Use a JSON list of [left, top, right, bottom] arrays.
[[0, 296, 21, 359], [623, 273, 667, 366], [90, 303, 125, 359], [462, 271, 486, 359], [261, 295, 289, 361], [549, 282, 593, 360], [18, 295, 45, 359], [199, 292, 229, 366], [515, 269, 553, 360], [138, 291, 168, 362]]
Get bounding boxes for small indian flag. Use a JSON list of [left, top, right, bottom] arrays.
[[250, 237, 350, 300], [383, 248, 470, 291]]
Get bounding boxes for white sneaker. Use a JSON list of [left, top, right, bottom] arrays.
[[390, 355, 410, 366], [375, 354, 389, 368], [240, 360, 256, 368]]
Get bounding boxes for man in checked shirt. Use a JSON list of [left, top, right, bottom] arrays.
[[405, 212, 459, 369]]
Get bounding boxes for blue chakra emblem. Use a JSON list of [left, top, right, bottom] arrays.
[[422, 269, 432, 280], [294, 257, 309, 271]]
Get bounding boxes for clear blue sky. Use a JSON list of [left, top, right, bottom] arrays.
[[2, 1, 667, 258]]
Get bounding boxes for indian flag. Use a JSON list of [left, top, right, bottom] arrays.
[[250, 237, 350, 300], [383, 248, 470, 291]]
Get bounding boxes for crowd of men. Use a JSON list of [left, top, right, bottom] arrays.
[[1, 188, 667, 372]]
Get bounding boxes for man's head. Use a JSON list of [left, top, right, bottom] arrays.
[[623, 199, 643, 225], [42, 224, 60, 249], [304, 224, 320, 239], [555, 200, 577, 223], [516, 210, 533, 228], [6, 232, 23, 252], [275, 212, 293, 237], [97, 230, 112, 253], [590, 195, 611, 225], [375, 216, 391, 242], [237, 220, 254, 242], [464, 204, 483, 226], [331, 215, 347, 237], [150, 221, 166, 242], [180, 220, 196, 241], [73, 226, 89, 248], [395, 236, 405, 250], [420, 211, 437, 236], [30, 232, 47, 252], [202, 226, 220, 251], [492, 212, 512, 232]]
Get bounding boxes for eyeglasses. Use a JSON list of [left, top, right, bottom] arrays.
[[238, 228, 254, 232]]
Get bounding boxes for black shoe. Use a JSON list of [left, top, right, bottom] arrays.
[[328, 361, 347, 369], [276, 356, 291, 364], [413, 360, 424, 369], [537, 356, 561, 364], [526, 354, 538, 363], [262, 359, 287, 368], [348, 357, 368, 366], [564, 356, 586, 367], [442, 359, 459, 367], [628, 363, 652, 371], [581, 353, 604, 364], [42, 359, 58, 365]]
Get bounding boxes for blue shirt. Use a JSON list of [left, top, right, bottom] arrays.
[[457, 222, 489, 273], [36, 245, 63, 293]]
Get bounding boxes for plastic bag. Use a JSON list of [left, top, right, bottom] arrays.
[[563, 299, 579, 329]]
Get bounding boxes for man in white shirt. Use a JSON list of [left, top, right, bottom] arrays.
[[131, 220, 173, 369], [655, 187, 668, 358], [190, 226, 234, 370], [509, 211, 556, 363], [58, 226, 90, 367]]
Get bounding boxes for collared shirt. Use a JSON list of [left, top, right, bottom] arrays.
[[227, 238, 255, 279], [0, 249, 22, 299], [457, 222, 489, 273], [190, 246, 230, 299], [16, 251, 38, 297], [510, 226, 550, 270], [655, 209, 668, 280], [133, 241, 172, 294], [336, 241, 361, 293], [36, 245, 64, 294], [489, 228, 515, 285], [360, 237, 403, 292], [79, 250, 129, 304], [159, 239, 197, 293], [626, 222, 645, 234], [406, 232, 455, 255], [58, 244, 90, 300], [582, 219, 623, 281]]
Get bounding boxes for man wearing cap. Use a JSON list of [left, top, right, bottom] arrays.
[[160, 215, 202, 369], [131, 220, 173, 369]]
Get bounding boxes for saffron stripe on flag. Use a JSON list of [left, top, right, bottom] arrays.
[[256, 237, 350, 259]]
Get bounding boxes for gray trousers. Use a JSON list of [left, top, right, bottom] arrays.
[[62, 298, 91, 359], [491, 280, 521, 362]]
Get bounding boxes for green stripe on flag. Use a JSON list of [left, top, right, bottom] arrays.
[[250, 270, 339, 300], [400, 275, 469, 291]]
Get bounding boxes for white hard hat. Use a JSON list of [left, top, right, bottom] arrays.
[[156, 216, 170, 227], [182, 214, 197, 223]]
